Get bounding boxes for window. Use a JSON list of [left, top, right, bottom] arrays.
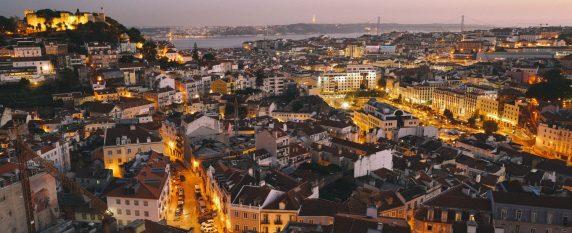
[[427, 225, 433, 231], [531, 212, 537, 223], [144, 201, 148, 206], [276, 227, 281, 232], [244, 226, 248, 231], [531, 228, 536, 233], [515, 225, 520, 233], [564, 216, 569, 226], [117, 149, 121, 154], [244, 212, 248, 219], [135, 210, 140, 216], [253, 214, 257, 220], [455, 212, 462, 221], [126, 209, 131, 215], [547, 213, 553, 224], [118, 220, 123, 225], [235, 225, 240, 231], [116, 199, 121, 205], [253, 227, 257, 232], [134, 200, 139, 206], [117, 209, 122, 215], [107, 150, 112, 155], [516, 210, 522, 221], [125, 200, 130, 205], [127, 149, 131, 154], [82, 213, 87, 219], [309, 219, 314, 224], [144, 211, 149, 217]]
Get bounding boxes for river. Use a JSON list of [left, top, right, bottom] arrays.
[[170, 33, 363, 49]]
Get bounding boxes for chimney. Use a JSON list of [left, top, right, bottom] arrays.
[[366, 206, 378, 219], [467, 219, 477, 233]]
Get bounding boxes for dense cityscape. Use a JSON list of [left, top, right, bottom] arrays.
[[0, 5, 572, 233]]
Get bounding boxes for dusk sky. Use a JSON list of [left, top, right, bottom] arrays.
[[1, 0, 571, 27]]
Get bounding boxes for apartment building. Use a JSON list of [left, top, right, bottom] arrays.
[[535, 123, 572, 162], [432, 87, 495, 120], [489, 191, 572, 233], [14, 43, 42, 57], [399, 80, 461, 105], [263, 76, 286, 96], [255, 127, 290, 166], [353, 98, 419, 135], [110, 98, 155, 119], [318, 65, 378, 93], [106, 152, 171, 226], [414, 185, 492, 233], [103, 125, 163, 176]]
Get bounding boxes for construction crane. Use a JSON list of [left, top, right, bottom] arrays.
[[14, 139, 117, 233]]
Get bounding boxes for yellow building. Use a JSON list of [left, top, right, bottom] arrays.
[[344, 44, 365, 58], [535, 123, 572, 163], [210, 78, 235, 94], [24, 9, 105, 33], [476, 95, 523, 128], [103, 125, 163, 177], [94, 89, 120, 102]]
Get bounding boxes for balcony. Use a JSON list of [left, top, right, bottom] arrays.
[[261, 219, 270, 224]]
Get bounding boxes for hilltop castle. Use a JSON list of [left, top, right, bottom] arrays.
[[23, 8, 106, 33]]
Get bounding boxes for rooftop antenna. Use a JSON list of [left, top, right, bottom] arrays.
[[461, 15, 465, 32]]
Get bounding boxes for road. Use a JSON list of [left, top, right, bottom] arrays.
[[166, 163, 227, 233]]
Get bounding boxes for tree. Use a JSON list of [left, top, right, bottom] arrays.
[[142, 41, 157, 61], [202, 53, 215, 61], [192, 42, 200, 61], [483, 120, 499, 135], [443, 109, 454, 122], [119, 54, 135, 63], [254, 69, 266, 87], [126, 27, 144, 43]]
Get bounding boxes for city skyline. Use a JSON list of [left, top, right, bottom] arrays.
[[1, 0, 572, 27]]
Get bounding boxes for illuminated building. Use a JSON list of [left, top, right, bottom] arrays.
[[23, 9, 105, 33], [535, 120, 572, 163], [399, 80, 461, 105], [211, 78, 236, 94], [270, 111, 313, 122], [432, 86, 495, 120], [344, 44, 365, 58], [106, 151, 171, 226], [353, 98, 419, 135], [318, 65, 378, 93], [476, 95, 524, 128], [94, 88, 120, 102], [13, 43, 42, 57], [102, 125, 163, 177]]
